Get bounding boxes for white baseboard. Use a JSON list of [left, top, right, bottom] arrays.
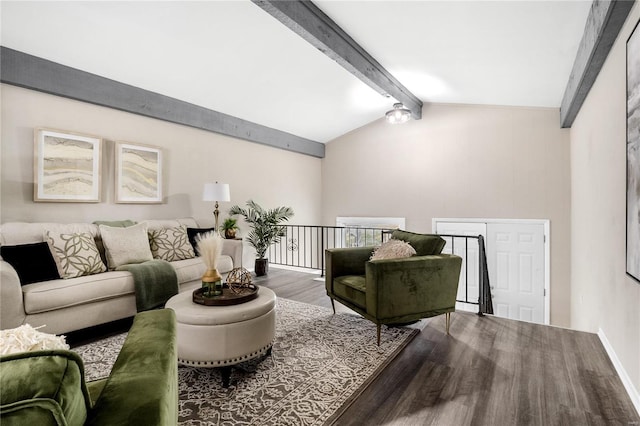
[[455, 301, 478, 313], [598, 328, 640, 416]]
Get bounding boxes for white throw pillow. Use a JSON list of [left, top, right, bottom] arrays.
[[45, 229, 107, 278], [148, 225, 196, 262], [99, 222, 153, 269], [370, 239, 417, 261], [0, 324, 69, 355]]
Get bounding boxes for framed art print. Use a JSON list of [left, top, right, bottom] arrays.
[[34, 128, 102, 202], [627, 19, 640, 283], [115, 142, 163, 203]]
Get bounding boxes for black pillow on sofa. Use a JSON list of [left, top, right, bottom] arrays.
[[186, 227, 216, 254], [1, 242, 60, 285]]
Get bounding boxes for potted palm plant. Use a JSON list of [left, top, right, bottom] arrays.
[[229, 200, 294, 276]]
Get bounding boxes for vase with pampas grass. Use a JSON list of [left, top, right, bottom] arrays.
[[196, 232, 224, 297]]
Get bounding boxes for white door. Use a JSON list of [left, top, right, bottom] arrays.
[[486, 223, 545, 323], [434, 222, 486, 313]]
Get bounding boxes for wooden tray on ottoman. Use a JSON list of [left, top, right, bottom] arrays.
[[192, 284, 258, 306]]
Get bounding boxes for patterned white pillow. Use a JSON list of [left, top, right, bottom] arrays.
[[98, 222, 153, 270], [148, 225, 196, 262], [46, 231, 107, 278], [370, 239, 416, 261]]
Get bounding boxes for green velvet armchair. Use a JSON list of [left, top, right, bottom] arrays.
[[0, 309, 178, 425], [325, 230, 463, 345]]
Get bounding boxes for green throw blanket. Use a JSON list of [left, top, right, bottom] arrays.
[[117, 260, 179, 312]]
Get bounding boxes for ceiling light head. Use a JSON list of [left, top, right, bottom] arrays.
[[385, 103, 411, 124]]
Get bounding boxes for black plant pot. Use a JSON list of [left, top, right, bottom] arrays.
[[255, 258, 269, 276]]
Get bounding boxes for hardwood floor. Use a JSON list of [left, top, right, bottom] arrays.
[[255, 267, 640, 426], [68, 266, 640, 425]]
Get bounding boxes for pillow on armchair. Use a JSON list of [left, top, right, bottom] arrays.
[[391, 230, 446, 255], [370, 239, 416, 260]]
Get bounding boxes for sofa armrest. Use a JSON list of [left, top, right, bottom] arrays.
[[221, 239, 243, 270], [325, 247, 374, 295], [365, 254, 462, 321], [0, 260, 26, 330], [86, 309, 177, 426]]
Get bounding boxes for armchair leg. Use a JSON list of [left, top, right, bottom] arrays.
[[376, 324, 381, 346], [330, 298, 336, 314], [445, 312, 451, 335]]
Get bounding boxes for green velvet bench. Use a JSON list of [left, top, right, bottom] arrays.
[[0, 309, 178, 425], [325, 230, 463, 344]]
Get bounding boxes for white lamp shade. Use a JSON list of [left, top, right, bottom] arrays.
[[202, 183, 230, 202]]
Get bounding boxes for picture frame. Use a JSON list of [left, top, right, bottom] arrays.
[[626, 19, 640, 283], [115, 141, 163, 204], [34, 128, 102, 202]]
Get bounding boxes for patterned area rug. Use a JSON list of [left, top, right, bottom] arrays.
[[74, 298, 419, 425]]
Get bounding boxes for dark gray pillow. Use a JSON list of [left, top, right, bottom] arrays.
[[1, 242, 60, 284], [391, 230, 446, 256], [186, 227, 216, 254]]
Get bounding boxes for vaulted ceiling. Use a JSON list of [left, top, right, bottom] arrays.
[[1, 1, 592, 143]]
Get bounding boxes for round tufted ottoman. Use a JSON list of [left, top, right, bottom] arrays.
[[165, 286, 276, 386]]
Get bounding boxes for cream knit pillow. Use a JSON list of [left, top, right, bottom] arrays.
[[99, 222, 153, 269], [370, 239, 416, 261]]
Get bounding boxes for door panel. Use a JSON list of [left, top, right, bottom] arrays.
[[487, 223, 545, 323]]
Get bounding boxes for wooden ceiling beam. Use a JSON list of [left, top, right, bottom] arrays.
[[560, 0, 635, 128], [0, 47, 325, 158], [253, 0, 423, 120]]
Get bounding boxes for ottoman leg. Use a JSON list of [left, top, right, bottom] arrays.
[[221, 366, 232, 388]]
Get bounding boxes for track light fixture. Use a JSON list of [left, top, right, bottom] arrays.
[[385, 103, 411, 124]]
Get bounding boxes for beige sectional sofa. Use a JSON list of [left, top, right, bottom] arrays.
[[0, 218, 242, 334]]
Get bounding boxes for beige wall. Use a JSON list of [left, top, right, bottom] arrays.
[[570, 4, 640, 396], [322, 103, 571, 326], [1, 84, 322, 236]]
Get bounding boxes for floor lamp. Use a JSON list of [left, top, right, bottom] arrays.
[[202, 182, 230, 235]]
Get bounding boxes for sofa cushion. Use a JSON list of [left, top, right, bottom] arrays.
[[0, 350, 91, 426], [391, 230, 446, 256], [0, 242, 60, 285], [333, 275, 367, 309], [1, 222, 99, 246], [148, 225, 195, 262], [370, 239, 416, 261], [170, 258, 206, 285], [22, 271, 135, 314], [99, 223, 153, 269], [45, 229, 107, 279], [171, 255, 233, 284], [20, 257, 228, 314]]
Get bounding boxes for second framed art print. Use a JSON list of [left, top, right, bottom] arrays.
[[115, 142, 163, 204]]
